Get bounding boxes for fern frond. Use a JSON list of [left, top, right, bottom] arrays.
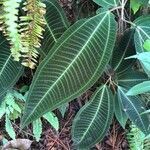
[[20, 0, 46, 69], [127, 123, 150, 150], [1, 0, 22, 61]]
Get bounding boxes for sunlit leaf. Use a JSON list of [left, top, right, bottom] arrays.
[[40, 0, 69, 57]]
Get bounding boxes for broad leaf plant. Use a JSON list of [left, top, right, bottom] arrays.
[[0, 0, 150, 148]]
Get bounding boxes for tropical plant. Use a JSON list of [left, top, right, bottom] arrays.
[[0, 89, 59, 142], [0, 0, 150, 149]]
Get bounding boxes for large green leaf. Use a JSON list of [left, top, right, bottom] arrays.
[[0, 33, 23, 100], [117, 68, 147, 89], [93, 0, 119, 8], [133, 15, 150, 53], [40, 0, 69, 57], [114, 93, 128, 129], [21, 11, 117, 127], [72, 85, 114, 149], [118, 86, 150, 134], [127, 81, 150, 95]]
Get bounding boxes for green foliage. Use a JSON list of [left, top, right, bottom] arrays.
[[5, 115, 16, 140], [127, 81, 150, 95], [58, 103, 69, 117], [117, 87, 150, 135], [0, 33, 23, 101], [0, 0, 46, 68], [114, 91, 128, 129], [127, 123, 150, 150], [40, 0, 69, 58], [0, 0, 22, 61], [127, 52, 150, 76], [20, 0, 46, 69], [111, 30, 135, 74], [0, 0, 150, 148], [133, 15, 150, 53], [21, 11, 117, 128], [143, 39, 150, 51], [33, 118, 42, 142], [0, 91, 23, 139], [43, 111, 59, 131], [130, 0, 142, 14], [0, 89, 59, 141], [130, 0, 149, 14], [72, 85, 114, 148]]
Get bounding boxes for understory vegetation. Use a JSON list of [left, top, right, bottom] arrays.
[[0, 0, 150, 149]]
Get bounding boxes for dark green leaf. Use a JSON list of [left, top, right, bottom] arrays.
[[72, 85, 114, 149], [117, 68, 147, 89], [40, 0, 69, 57], [115, 93, 128, 129], [21, 11, 117, 128], [118, 86, 150, 135], [111, 29, 135, 74], [0, 33, 23, 101]]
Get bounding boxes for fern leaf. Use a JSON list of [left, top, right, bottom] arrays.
[[127, 123, 146, 150], [1, 0, 22, 61], [5, 115, 16, 139], [20, 0, 46, 69], [33, 118, 42, 142]]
